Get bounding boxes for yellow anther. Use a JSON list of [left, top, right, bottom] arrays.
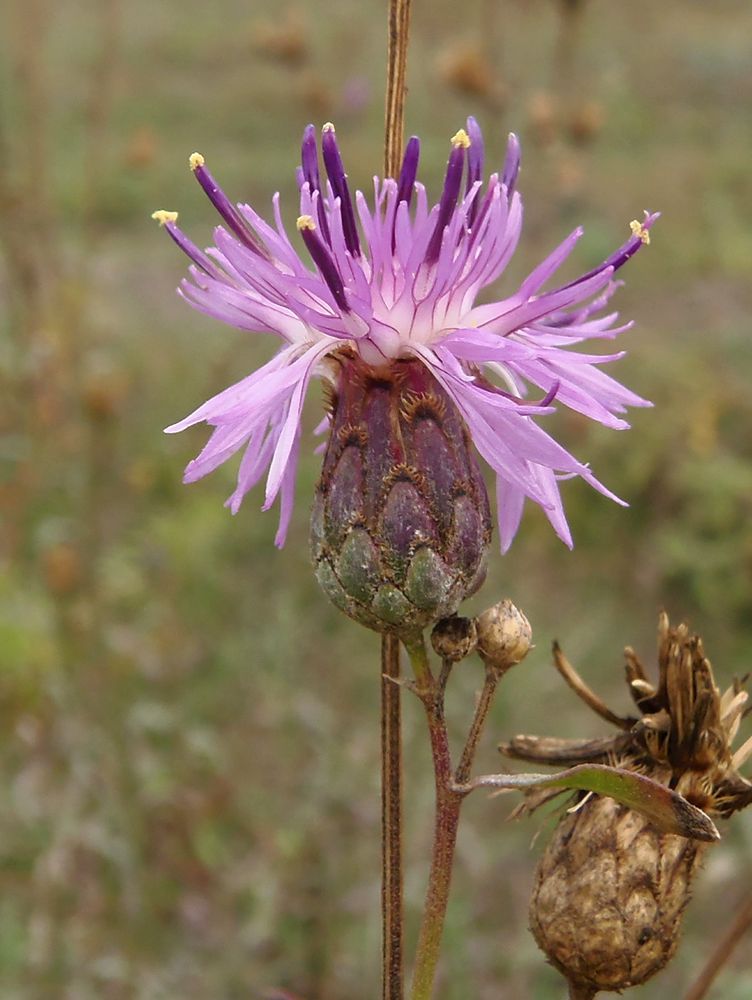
[[296, 214, 316, 231], [629, 219, 650, 245], [322, 121, 335, 133], [189, 152, 205, 171], [151, 209, 178, 226], [451, 128, 471, 149]]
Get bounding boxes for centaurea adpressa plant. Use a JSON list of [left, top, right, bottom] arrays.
[[155, 121, 655, 565], [154, 7, 741, 997]]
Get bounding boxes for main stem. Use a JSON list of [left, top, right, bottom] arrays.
[[381, 634, 404, 1000], [384, 0, 412, 177], [381, 3, 412, 996]]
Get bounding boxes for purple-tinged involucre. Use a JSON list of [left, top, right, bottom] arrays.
[[155, 119, 656, 551]]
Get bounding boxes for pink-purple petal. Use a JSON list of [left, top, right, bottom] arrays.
[[160, 121, 654, 550]]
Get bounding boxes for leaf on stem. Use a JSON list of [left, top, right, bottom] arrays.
[[458, 762, 721, 842]]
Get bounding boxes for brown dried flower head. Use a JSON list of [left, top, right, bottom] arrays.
[[503, 613, 752, 996]]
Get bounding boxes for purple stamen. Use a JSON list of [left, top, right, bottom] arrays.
[[321, 124, 361, 257], [301, 125, 331, 244], [482, 377, 560, 409], [602, 213, 658, 272], [301, 125, 321, 189], [396, 136, 420, 207], [465, 117, 485, 223], [465, 130, 484, 230], [297, 216, 350, 312], [152, 211, 217, 275], [425, 133, 467, 264], [538, 381, 560, 408], [465, 117, 484, 183], [164, 222, 215, 274], [565, 212, 659, 289], [190, 156, 267, 258], [501, 133, 521, 196]]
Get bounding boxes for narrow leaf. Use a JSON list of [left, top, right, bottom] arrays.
[[460, 762, 720, 842]]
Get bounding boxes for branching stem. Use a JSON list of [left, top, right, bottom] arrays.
[[405, 636, 501, 999], [456, 668, 498, 785], [405, 634, 459, 1000]]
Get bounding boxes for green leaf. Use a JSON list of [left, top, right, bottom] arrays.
[[459, 763, 720, 842]]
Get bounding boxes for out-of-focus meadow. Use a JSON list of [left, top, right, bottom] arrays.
[[1, 0, 751, 996]]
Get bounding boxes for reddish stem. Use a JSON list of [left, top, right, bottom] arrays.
[[406, 635, 461, 1000]]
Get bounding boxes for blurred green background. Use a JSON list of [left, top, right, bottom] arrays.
[[1, 0, 752, 997]]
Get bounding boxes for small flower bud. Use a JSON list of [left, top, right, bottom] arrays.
[[431, 616, 478, 663], [475, 599, 532, 673]]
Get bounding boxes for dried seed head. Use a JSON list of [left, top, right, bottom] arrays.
[[510, 613, 752, 994], [475, 599, 532, 674], [431, 615, 478, 663], [311, 353, 492, 636], [530, 793, 705, 994]]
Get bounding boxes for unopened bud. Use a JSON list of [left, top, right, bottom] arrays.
[[475, 599, 532, 673], [311, 354, 492, 636], [431, 616, 478, 663]]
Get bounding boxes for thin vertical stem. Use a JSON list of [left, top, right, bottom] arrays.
[[381, 2, 412, 992], [384, 0, 412, 178], [381, 633, 403, 1000], [685, 893, 752, 1000]]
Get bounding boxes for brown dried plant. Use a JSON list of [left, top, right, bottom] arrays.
[[502, 613, 752, 997]]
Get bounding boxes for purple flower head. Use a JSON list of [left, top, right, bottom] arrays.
[[155, 120, 656, 551]]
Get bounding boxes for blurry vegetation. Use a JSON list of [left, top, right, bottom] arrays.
[[0, 0, 751, 997]]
